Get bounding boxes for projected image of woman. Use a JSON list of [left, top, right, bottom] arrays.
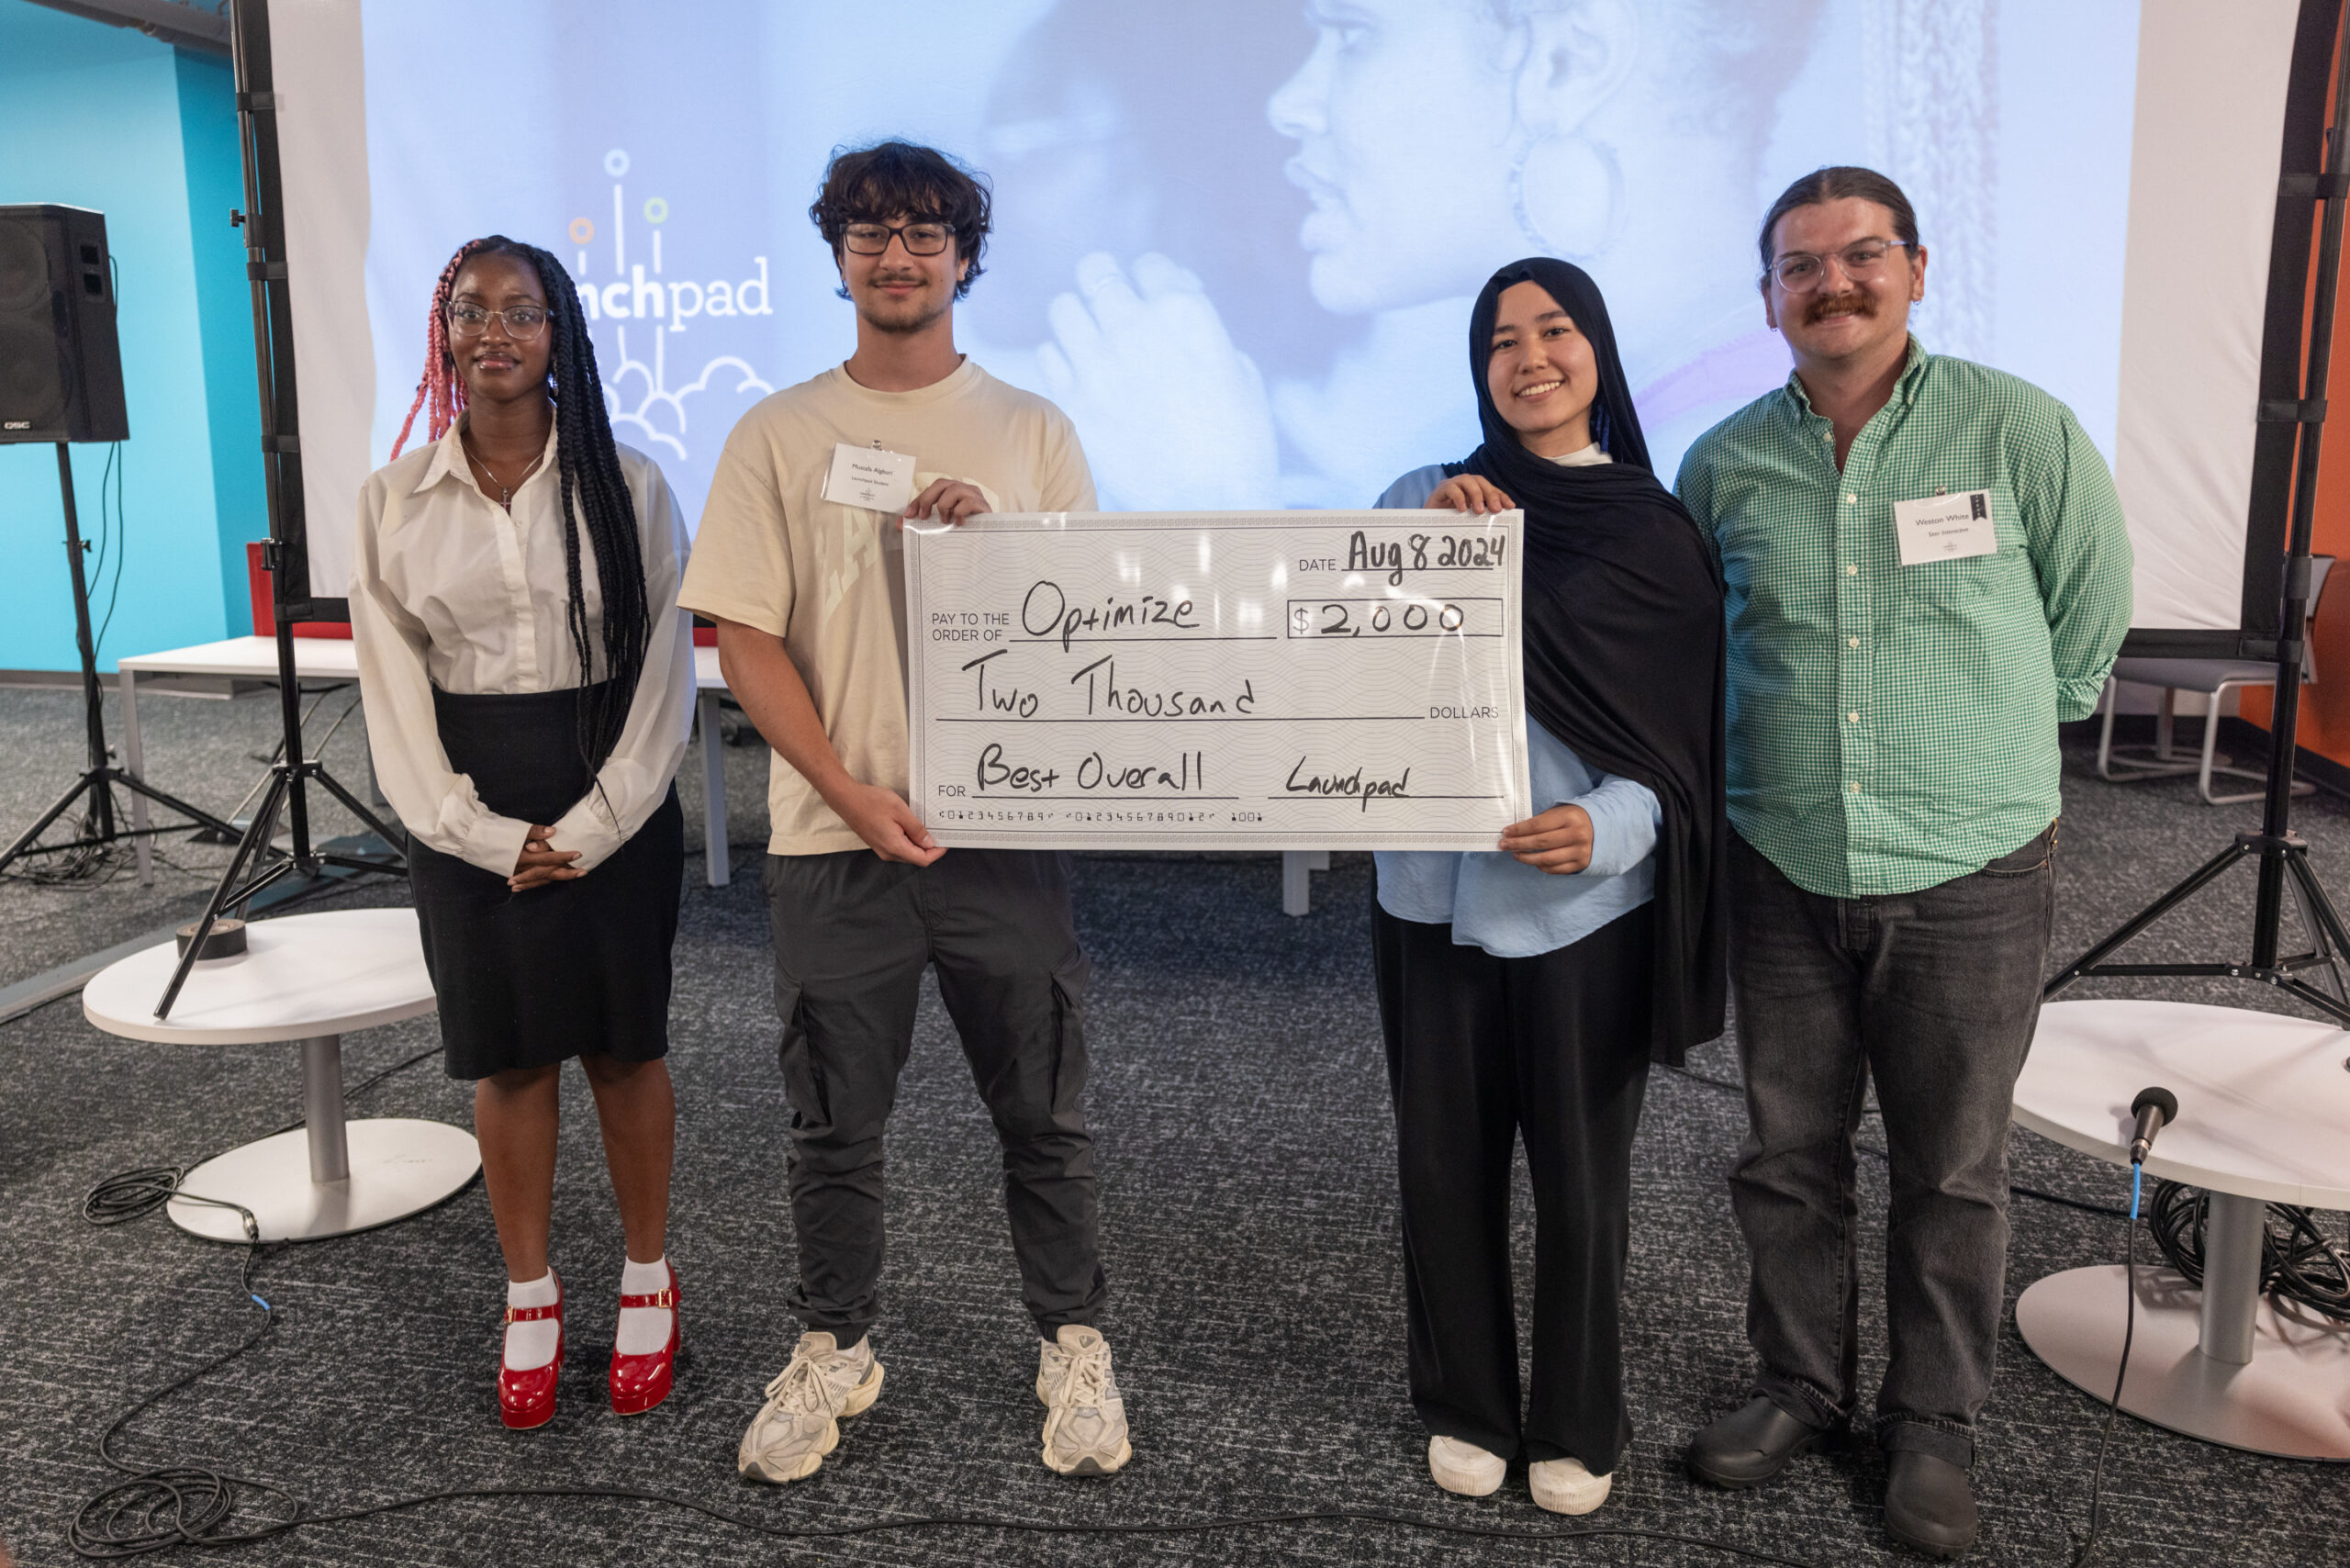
[[352, 236, 696, 1430], [1369, 257, 1725, 1511], [1029, 0, 1823, 507]]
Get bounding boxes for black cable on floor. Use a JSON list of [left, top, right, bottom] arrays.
[[2070, 1164, 2143, 1567], [64, 1244, 1831, 1564], [2144, 1179, 2350, 1326], [63, 1057, 2177, 1559], [81, 1044, 442, 1228]]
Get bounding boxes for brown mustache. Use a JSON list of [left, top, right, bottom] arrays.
[[1806, 290, 1875, 325]]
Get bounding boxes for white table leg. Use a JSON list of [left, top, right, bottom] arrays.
[[2016, 1238, 2350, 1459], [300, 1035, 350, 1182], [1282, 850, 1311, 915], [699, 690, 730, 887], [164, 1031, 480, 1244], [2199, 1191, 2265, 1364], [122, 665, 151, 885]]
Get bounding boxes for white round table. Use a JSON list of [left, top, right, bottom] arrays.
[[2011, 999, 2350, 1460], [83, 908, 479, 1243]]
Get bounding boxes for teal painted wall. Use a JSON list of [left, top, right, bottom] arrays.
[[177, 46, 270, 635], [0, 0, 258, 670]]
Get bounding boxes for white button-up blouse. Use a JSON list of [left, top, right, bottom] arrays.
[[349, 420, 695, 878]]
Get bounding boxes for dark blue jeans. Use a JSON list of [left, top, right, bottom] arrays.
[[1725, 824, 2055, 1468]]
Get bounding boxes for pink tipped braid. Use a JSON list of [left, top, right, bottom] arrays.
[[388, 240, 493, 459]]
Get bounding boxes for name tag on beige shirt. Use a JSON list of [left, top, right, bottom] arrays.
[[821, 442, 917, 514], [1892, 489, 1997, 566]]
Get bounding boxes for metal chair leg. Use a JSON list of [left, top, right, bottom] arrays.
[[2199, 680, 2317, 805], [2098, 679, 2203, 784], [2098, 679, 2121, 779]]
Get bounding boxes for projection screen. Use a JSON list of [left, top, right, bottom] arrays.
[[265, 0, 2322, 655]]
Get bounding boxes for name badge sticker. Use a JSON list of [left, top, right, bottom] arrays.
[[822, 442, 918, 515], [1892, 489, 1998, 567]]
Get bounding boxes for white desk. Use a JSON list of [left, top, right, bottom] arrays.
[[2010, 999, 2350, 1460], [81, 908, 478, 1242], [116, 636, 739, 888]]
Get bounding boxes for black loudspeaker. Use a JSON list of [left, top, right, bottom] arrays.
[[0, 205, 129, 444]]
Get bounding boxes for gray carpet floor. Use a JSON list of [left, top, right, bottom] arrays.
[[0, 681, 2344, 1566]]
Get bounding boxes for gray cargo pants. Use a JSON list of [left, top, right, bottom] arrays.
[[762, 846, 1104, 1344]]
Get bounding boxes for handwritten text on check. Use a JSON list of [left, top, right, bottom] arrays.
[[905, 511, 1532, 850]]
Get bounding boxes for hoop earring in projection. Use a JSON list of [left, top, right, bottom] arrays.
[[1509, 132, 1626, 263]]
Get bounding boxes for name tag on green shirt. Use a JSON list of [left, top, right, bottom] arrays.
[[1892, 488, 1998, 566]]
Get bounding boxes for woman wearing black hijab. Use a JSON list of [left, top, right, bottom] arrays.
[[1369, 257, 1726, 1513]]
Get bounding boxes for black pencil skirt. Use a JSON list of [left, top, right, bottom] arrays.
[[407, 682, 684, 1081]]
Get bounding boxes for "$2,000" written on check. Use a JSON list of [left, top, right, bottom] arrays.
[[904, 510, 1531, 850]]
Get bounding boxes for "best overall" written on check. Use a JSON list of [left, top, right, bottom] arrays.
[[904, 510, 1534, 850]]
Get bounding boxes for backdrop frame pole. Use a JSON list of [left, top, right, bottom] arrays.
[[153, 0, 402, 1020], [2047, 0, 2350, 1022]]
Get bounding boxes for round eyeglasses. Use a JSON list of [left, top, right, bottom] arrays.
[[841, 221, 953, 257], [1764, 240, 1916, 292], [446, 302, 550, 340]]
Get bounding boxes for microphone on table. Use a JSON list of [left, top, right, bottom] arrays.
[[2128, 1086, 2178, 1166]]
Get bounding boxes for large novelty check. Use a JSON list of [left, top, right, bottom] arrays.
[[904, 510, 1531, 850]]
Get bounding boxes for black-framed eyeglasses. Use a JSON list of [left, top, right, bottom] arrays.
[[446, 302, 550, 339], [841, 220, 954, 257], [1763, 240, 1917, 292]]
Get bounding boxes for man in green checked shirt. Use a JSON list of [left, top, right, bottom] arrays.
[[1674, 167, 2133, 1559]]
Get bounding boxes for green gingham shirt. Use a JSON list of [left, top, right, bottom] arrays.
[[1675, 339, 2133, 898]]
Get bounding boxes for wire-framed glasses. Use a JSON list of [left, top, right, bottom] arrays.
[[446, 302, 550, 339], [841, 220, 953, 257], [1764, 240, 1916, 292]]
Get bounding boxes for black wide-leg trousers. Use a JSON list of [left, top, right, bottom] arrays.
[[1371, 900, 1653, 1473]]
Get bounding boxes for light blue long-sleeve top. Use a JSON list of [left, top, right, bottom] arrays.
[[1371, 454, 1662, 959]]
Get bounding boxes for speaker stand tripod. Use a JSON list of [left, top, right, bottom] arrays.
[[150, 544, 406, 1021], [2047, 7, 2350, 1024], [0, 444, 239, 878], [152, 0, 407, 1022]]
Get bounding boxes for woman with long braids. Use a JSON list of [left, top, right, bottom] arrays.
[[352, 235, 696, 1429]]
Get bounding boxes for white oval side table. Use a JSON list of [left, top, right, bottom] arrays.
[[2011, 998, 2350, 1461], [83, 907, 478, 1242]]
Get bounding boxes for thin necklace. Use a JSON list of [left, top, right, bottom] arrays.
[[460, 428, 547, 511]]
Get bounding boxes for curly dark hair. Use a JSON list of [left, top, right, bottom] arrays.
[[810, 140, 991, 299]]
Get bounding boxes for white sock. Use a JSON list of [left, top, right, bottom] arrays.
[[616, 1254, 674, 1357], [503, 1271, 560, 1372]]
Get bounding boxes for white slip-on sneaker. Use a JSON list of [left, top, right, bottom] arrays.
[[1529, 1455, 1613, 1514], [1427, 1435, 1506, 1497], [1036, 1325, 1131, 1476], [736, 1331, 884, 1484]]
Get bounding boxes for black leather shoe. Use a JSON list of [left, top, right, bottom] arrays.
[[1685, 1395, 1840, 1489], [1884, 1450, 1978, 1558]]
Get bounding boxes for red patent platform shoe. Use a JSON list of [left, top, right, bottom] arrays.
[[498, 1272, 564, 1431], [610, 1262, 681, 1417]]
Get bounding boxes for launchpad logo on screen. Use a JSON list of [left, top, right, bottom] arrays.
[[564, 147, 776, 475]]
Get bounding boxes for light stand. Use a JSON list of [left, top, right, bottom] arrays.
[[2046, 4, 2350, 1025], [153, 0, 403, 1021], [0, 446, 238, 876]]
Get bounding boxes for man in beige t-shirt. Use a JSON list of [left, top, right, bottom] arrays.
[[679, 140, 1129, 1486]]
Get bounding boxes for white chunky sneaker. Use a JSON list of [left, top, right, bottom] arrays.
[[735, 1332, 883, 1484], [1427, 1435, 1505, 1497], [1035, 1325, 1131, 1476], [1530, 1455, 1613, 1514]]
